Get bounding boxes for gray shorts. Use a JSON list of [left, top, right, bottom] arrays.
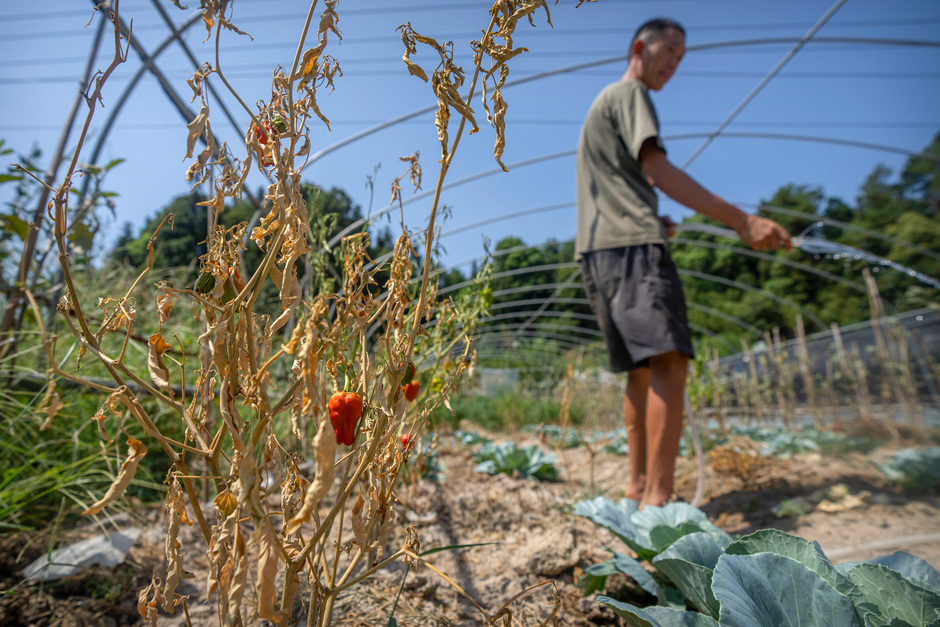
[[580, 244, 693, 372]]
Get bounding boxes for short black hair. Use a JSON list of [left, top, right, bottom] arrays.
[[631, 18, 685, 49]]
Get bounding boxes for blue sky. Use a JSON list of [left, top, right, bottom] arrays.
[[2, 0, 938, 274]]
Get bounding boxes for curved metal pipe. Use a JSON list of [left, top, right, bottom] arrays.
[[474, 328, 591, 350], [306, 35, 940, 167], [483, 322, 603, 340], [80, 11, 204, 198]]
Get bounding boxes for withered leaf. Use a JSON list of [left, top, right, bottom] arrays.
[[37, 379, 64, 431], [255, 524, 284, 623], [162, 476, 189, 611], [285, 414, 336, 535], [185, 102, 209, 159], [137, 575, 162, 627], [82, 436, 148, 515], [155, 288, 173, 326], [148, 333, 175, 397]]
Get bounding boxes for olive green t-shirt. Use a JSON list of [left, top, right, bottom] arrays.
[[575, 80, 666, 259]]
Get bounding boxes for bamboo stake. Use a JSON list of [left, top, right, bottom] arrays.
[[741, 338, 763, 425], [711, 348, 727, 434], [832, 323, 867, 421], [795, 314, 822, 429], [863, 269, 907, 433]]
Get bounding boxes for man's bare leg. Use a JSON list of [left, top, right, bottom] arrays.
[[624, 367, 651, 501], [641, 351, 689, 508]]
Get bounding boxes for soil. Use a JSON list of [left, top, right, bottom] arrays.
[[2, 422, 939, 627]]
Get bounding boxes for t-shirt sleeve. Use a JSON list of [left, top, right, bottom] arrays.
[[616, 84, 664, 162]]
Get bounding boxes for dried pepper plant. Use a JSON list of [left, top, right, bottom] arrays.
[[20, 0, 589, 624]]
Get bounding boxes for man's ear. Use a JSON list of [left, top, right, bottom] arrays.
[[631, 38, 645, 58]]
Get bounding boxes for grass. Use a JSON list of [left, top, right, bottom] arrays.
[[0, 380, 166, 533], [433, 391, 586, 432]]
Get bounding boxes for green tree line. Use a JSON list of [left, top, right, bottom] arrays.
[[94, 132, 939, 371], [473, 131, 940, 369]]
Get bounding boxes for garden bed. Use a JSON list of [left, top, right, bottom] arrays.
[[2, 422, 938, 626]]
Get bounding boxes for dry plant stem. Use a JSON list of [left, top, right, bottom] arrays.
[[233, 224, 286, 312], [0, 2, 115, 353], [122, 392, 212, 542], [271, 377, 303, 415], [211, 17, 259, 124], [403, 550, 493, 622], [55, 242, 213, 541], [23, 291, 116, 394], [279, 415, 392, 626], [405, 13, 499, 355], [287, 0, 320, 148], [495, 580, 557, 620], [328, 548, 408, 598]]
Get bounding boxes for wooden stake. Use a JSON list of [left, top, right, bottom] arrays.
[[795, 314, 821, 429], [741, 338, 763, 425]]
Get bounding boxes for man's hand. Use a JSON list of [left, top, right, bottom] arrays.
[[736, 215, 792, 252], [660, 215, 678, 239], [639, 141, 793, 252]]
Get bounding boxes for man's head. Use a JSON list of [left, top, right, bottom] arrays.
[[626, 18, 686, 91]]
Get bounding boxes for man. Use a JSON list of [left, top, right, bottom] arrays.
[[575, 18, 791, 508]]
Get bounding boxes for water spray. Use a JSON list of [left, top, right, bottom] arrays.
[[675, 222, 940, 291]]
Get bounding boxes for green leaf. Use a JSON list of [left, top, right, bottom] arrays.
[[649, 521, 712, 553], [653, 532, 732, 617], [835, 551, 940, 594], [712, 553, 859, 627], [725, 529, 863, 604], [574, 496, 653, 558], [576, 571, 608, 596], [598, 596, 720, 627], [631, 503, 727, 551], [847, 563, 940, 627], [103, 158, 125, 171], [1, 213, 30, 241], [578, 552, 662, 599], [419, 542, 495, 557], [0, 174, 22, 183], [875, 447, 940, 490], [67, 222, 95, 254], [472, 442, 558, 481]]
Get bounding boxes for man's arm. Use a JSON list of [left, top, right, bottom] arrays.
[[640, 141, 791, 252]]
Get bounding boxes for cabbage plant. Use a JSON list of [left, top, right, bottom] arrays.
[[578, 497, 940, 626], [575, 497, 729, 604], [876, 447, 940, 491], [472, 441, 559, 481]]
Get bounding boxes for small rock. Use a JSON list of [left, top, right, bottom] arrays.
[[404, 574, 428, 590], [22, 528, 141, 582], [508, 526, 581, 576]]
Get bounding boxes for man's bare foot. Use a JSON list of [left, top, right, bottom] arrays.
[[625, 478, 646, 502], [639, 491, 672, 509]]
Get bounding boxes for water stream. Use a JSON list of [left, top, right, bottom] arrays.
[[676, 222, 940, 291]]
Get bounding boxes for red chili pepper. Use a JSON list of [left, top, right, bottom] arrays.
[[253, 125, 269, 145], [252, 122, 275, 166], [328, 391, 363, 446], [402, 381, 420, 402]]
